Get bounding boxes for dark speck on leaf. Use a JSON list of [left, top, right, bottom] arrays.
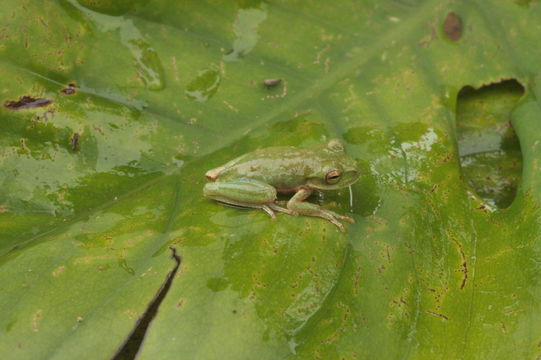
[[71, 133, 80, 151], [443, 12, 462, 41], [60, 83, 77, 95], [232, 309, 237, 314], [4, 96, 53, 110], [263, 78, 282, 88]]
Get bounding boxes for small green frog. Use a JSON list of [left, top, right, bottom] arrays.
[[204, 139, 360, 231]]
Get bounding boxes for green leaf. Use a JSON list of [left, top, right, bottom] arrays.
[[1, 0, 541, 359]]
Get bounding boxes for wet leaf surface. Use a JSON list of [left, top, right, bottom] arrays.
[[1, 0, 541, 359]]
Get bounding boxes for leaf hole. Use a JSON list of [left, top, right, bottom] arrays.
[[456, 79, 524, 209]]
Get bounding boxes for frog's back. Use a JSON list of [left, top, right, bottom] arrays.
[[215, 146, 314, 190]]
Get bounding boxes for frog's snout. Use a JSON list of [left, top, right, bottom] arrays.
[[206, 166, 225, 181], [349, 168, 360, 177], [347, 168, 361, 185]]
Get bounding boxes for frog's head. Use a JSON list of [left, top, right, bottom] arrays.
[[307, 139, 361, 190]]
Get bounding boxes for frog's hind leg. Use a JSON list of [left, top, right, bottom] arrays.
[[287, 188, 354, 232], [214, 199, 299, 219], [215, 199, 277, 219], [204, 178, 279, 219]]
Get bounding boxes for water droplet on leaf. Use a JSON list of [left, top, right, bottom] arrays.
[[185, 69, 221, 102]]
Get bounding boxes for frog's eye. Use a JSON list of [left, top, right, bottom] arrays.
[[326, 169, 342, 184]]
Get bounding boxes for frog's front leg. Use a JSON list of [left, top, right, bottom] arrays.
[[287, 188, 354, 232], [204, 178, 297, 219]]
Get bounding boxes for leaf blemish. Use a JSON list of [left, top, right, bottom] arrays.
[[52, 265, 65, 277], [71, 133, 80, 151], [32, 309, 43, 332], [261, 79, 288, 100], [450, 236, 468, 289], [263, 78, 281, 88], [443, 12, 462, 41], [60, 83, 77, 95], [4, 96, 53, 110], [425, 310, 449, 321]]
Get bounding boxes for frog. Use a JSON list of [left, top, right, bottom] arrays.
[[203, 139, 360, 231]]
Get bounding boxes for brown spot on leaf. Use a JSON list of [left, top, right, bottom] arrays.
[[457, 261, 468, 290], [400, 297, 408, 305], [450, 236, 468, 289], [443, 12, 462, 41], [4, 96, 53, 110], [176, 299, 185, 308], [60, 83, 77, 95], [425, 310, 449, 320], [263, 78, 282, 88], [52, 265, 65, 277], [71, 133, 80, 151], [32, 310, 43, 331]]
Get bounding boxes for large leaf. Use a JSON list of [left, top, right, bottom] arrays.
[[1, 0, 541, 359]]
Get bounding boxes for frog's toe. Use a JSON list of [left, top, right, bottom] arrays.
[[261, 205, 277, 220], [335, 221, 347, 232], [327, 217, 347, 232], [342, 216, 355, 224], [331, 212, 355, 224]]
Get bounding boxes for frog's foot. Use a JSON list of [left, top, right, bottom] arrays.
[[269, 202, 299, 216], [287, 188, 354, 232], [316, 209, 352, 232]]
